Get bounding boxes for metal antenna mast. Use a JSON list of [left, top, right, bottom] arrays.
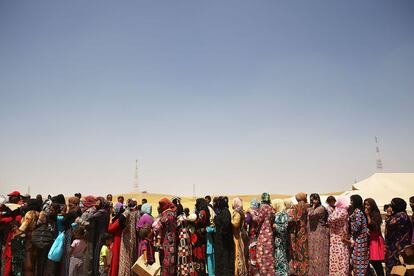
[[375, 136, 383, 172], [134, 159, 139, 192]]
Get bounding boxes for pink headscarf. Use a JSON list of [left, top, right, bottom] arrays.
[[335, 197, 349, 210]]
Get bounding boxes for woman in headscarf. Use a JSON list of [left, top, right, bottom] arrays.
[[107, 204, 126, 276], [137, 203, 154, 229], [364, 198, 385, 276], [307, 193, 329, 276], [19, 199, 42, 276], [176, 200, 195, 276], [136, 203, 154, 259], [252, 192, 275, 275], [60, 196, 82, 276], [32, 203, 58, 276], [213, 196, 234, 275], [118, 198, 140, 276], [192, 198, 210, 275], [155, 198, 177, 276], [231, 198, 247, 276], [288, 192, 309, 275], [205, 198, 216, 276], [246, 199, 260, 276], [344, 195, 369, 276], [327, 197, 350, 275], [87, 197, 111, 276], [272, 199, 289, 276], [385, 197, 412, 274]]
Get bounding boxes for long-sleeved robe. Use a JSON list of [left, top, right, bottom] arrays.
[[288, 202, 309, 276], [274, 210, 289, 276], [327, 207, 350, 275], [307, 205, 329, 276], [232, 210, 247, 276], [253, 203, 275, 275], [214, 207, 234, 276]]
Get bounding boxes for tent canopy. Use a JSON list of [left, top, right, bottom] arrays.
[[341, 173, 414, 209]]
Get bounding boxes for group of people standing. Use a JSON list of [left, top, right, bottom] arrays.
[[1, 190, 414, 276]]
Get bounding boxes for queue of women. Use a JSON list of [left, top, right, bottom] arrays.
[[0, 190, 414, 276]]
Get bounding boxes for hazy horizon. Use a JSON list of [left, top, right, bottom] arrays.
[[1, 0, 414, 197]]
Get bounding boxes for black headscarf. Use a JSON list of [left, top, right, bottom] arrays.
[[51, 194, 65, 205], [391, 197, 407, 214], [21, 198, 42, 214], [349, 194, 364, 215], [195, 198, 210, 223], [217, 196, 229, 209]]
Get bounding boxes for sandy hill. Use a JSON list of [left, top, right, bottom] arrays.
[[117, 192, 291, 211]]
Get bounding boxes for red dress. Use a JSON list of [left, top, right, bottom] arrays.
[[108, 219, 123, 276], [368, 211, 385, 261], [1, 215, 22, 276]]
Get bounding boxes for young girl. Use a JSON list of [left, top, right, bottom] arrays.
[[99, 233, 113, 276], [68, 226, 87, 276], [138, 224, 155, 266]]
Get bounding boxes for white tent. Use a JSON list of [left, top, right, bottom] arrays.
[[341, 173, 414, 210]]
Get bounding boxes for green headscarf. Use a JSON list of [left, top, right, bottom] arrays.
[[261, 192, 271, 204]]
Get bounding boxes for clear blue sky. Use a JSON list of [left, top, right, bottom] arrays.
[[1, 0, 413, 197]]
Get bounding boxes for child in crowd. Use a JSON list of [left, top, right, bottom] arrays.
[[139, 224, 155, 265], [326, 196, 336, 215], [69, 226, 87, 276], [99, 233, 113, 276]]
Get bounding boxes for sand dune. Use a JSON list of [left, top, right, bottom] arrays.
[[116, 192, 292, 211]]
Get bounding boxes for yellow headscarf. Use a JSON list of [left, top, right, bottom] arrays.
[[271, 199, 286, 213]]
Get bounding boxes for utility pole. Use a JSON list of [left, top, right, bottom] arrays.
[[375, 136, 384, 172], [134, 159, 139, 192]]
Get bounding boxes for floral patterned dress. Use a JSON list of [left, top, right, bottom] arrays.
[[274, 210, 289, 276], [247, 210, 260, 276], [307, 205, 329, 276], [288, 201, 309, 276], [159, 209, 177, 276], [327, 207, 350, 275], [385, 211, 412, 274], [253, 203, 275, 275], [350, 208, 370, 276]]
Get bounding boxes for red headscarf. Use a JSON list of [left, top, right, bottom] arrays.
[[159, 198, 175, 213], [82, 195, 97, 211]]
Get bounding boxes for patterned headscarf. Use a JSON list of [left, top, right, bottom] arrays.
[[141, 203, 152, 215], [261, 192, 271, 204], [272, 199, 286, 213], [233, 197, 243, 212], [310, 193, 321, 207], [335, 197, 349, 210], [295, 192, 307, 202], [250, 198, 260, 209]]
